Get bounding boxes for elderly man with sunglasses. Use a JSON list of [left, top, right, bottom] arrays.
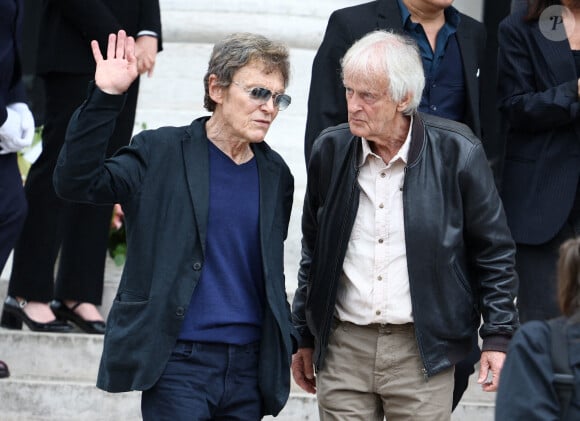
[[53, 30, 298, 420]]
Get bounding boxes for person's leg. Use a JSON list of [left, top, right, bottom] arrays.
[[215, 342, 261, 421], [316, 321, 384, 421], [451, 333, 480, 410], [142, 341, 261, 421], [142, 341, 223, 421], [515, 242, 560, 322], [375, 324, 454, 420], [55, 77, 139, 309], [7, 73, 89, 303], [54, 202, 110, 304], [0, 154, 27, 272], [515, 208, 579, 323]]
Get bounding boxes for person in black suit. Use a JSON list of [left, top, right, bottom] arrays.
[[54, 30, 297, 419], [0, 0, 39, 377], [1, 0, 162, 334], [304, 0, 486, 164], [303, 0, 486, 410], [497, 0, 580, 323]]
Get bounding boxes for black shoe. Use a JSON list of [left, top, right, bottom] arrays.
[[49, 300, 106, 334], [1, 296, 73, 332], [0, 360, 9, 378]]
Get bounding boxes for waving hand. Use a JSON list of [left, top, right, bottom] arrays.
[[91, 30, 139, 95]]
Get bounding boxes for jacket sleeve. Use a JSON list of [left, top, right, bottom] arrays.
[[138, 0, 163, 51], [292, 143, 326, 348], [495, 321, 561, 421], [304, 10, 352, 164], [497, 16, 580, 132], [53, 82, 149, 205], [461, 141, 519, 349]]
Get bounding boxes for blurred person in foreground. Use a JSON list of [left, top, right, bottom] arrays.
[[53, 30, 298, 420], [291, 30, 519, 421], [0, 0, 35, 376], [496, 237, 580, 420], [497, 0, 580, 323]]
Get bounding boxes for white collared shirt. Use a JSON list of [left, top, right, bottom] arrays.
[[336, 123, 413, 325]]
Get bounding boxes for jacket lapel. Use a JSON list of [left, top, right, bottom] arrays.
[[531, 23, 576, 84], [182, 118, 210, 256], [377, 0, 404, 32], [254, 145, 280, 253], [456, 21, 479, 114]]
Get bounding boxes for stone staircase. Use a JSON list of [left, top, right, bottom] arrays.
[[0, 1, 495, 419], [0, 259, 495, 420]]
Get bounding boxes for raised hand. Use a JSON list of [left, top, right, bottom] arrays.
[[91, 30, 139, 95]]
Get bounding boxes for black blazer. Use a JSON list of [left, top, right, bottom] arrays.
[[36, 0, 162, 75], [53, 86, 298, 416], [304, 0, 486, 163], [497, 11, 580, 245]]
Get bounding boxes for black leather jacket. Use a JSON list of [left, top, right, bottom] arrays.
[[292, 113, 519, 377]]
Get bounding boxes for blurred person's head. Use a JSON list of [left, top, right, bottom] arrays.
[[557, 237, 580, 317]]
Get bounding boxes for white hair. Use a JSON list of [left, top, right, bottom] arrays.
[[341, 30, 425, 115]]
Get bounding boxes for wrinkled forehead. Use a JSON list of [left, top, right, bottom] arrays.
[[343, 68, 389, 93], [235, 61, 285, 87]]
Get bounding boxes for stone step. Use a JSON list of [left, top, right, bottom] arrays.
[[0, 375, 493, 420], [0, 377, 318, 421], [0, 321, 495, 420]]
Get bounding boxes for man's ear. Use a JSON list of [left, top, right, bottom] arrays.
[[208, 74, 224, 105], [397, 92, 412, 112]]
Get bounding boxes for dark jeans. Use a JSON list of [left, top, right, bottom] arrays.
[[141, 340, 262, 421]]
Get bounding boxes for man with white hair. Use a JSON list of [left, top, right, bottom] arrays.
[[291, 31, 519, 420]]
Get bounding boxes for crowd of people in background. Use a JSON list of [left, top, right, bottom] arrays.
[[0, 0, 579, 420]]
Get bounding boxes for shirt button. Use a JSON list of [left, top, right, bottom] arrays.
[[380, 172, 386, 178], [176, 307, 185, 317], [377, 275, 383, 281], [193, 262, 202, 271], [379, 203, 384, 209], [378, 238, 384, 244], [376, 310, 381, 316]]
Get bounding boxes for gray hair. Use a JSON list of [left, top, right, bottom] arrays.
[[341, 30, 425, 115], [203, 33, 290, 112]]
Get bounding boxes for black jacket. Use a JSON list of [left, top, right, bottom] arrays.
[[497, 10, 580, 245], [496, 317, 580, 420], [292, 113, 519, 377], [37, 0, 162, 75]]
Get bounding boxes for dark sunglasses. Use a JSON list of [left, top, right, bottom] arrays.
[[233, 81, 291, 111]]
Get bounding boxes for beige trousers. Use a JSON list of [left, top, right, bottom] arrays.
[[317, 320, 454, 421]]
